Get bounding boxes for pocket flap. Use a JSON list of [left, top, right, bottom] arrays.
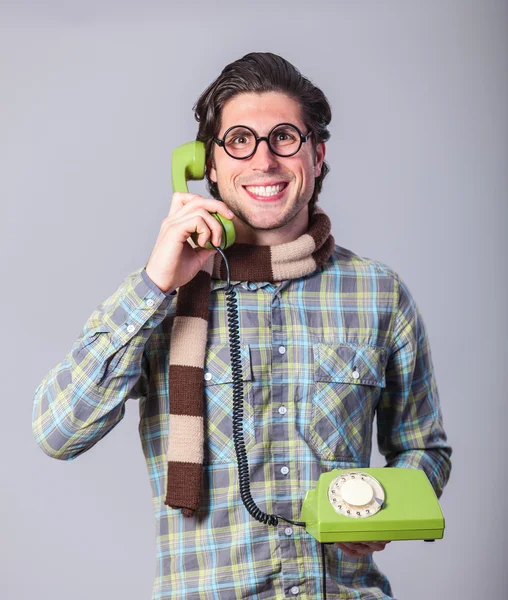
[[203, 343, 252, 385], [313, 343, 387, 387]]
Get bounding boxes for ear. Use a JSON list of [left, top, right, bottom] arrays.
[[314, 142, 326, 178], [207, 155, 217, 183]]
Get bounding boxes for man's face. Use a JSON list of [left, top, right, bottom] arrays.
[[208, 91, 325, 236]]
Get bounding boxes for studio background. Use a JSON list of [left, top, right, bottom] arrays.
[[1, 1, 506, 599]]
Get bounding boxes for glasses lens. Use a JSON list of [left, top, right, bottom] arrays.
[[269, 124, 301, 156], [224, 126, 256, 158]]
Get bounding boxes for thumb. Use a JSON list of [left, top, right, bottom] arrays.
[[195, 246, 218, 268]]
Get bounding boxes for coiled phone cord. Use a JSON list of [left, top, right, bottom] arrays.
[[215, 245, 329, 599]]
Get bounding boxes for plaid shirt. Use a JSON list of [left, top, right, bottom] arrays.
[[32, 243, 452, 599]]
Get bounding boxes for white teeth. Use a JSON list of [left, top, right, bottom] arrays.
[[245, 183, 286, 197]]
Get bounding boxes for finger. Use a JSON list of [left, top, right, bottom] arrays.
[[170, 211, 225, 248], [168, 192, 201, 216], [363, 542, 388, 552], [344, 543, 371, 552], [343, 541, 390, 548], [188, 215, 221, 249], [169, 194, 234, 222], [335, 544, 366, 558], [335, 542, 385, 556], [334, 543, 367, 555], [352, 542, 387, 551], [180, 200, 234, 222]]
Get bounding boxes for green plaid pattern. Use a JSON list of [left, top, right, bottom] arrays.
[[32, 244, 452, 599]]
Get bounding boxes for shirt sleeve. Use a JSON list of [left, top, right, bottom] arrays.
[[31, 267, 177, 461], [376, 274, 452, 499]]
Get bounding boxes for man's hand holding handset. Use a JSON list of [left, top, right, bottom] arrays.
[[145, 193, 235, 294]]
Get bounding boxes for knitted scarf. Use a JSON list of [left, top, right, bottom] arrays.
[[164, 205, 335, 517]]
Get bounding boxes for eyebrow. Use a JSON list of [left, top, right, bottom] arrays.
[[222, 123, 303, 137], [226, 126, 252, 134]]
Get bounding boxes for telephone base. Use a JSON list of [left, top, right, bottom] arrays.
[[300, 467, 445, 544]]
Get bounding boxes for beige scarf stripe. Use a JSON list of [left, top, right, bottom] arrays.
[[165, 206, 334, 517]]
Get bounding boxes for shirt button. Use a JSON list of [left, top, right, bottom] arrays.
[[248, 282, 257, 290], [280, 466, 289, 475], [352, 370, 360, 379], [278, 346, 286, 354], [126, 324, 135, 333], [284, 527, 293, 536], [204, 372, 212, 381], [290, 586, 299, 595], [146, 298, 155, 307], [278, 406, 287, 415]]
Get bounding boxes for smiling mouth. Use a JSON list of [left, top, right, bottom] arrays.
[[242, 182, 288, 198]]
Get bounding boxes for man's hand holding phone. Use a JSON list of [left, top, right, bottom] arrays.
[[334, 541, 391, 557], [145, 193, 235, 294]]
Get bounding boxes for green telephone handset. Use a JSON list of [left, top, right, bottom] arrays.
[[171, 140, 236, 250]]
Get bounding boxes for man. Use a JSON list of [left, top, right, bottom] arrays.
[[32, 52, 452, 599]]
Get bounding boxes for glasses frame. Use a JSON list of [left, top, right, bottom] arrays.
[[213, 122, 312, 160]]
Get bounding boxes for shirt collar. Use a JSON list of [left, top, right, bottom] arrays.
[[211, 279, 282, 292]]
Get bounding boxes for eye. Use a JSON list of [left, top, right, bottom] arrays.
[[233, 135, 249, 145], [271, 127, 298, 143], [225, 127, 254, 147]]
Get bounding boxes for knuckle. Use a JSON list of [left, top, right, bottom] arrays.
[[201, 209, 221, 228], [197, 213, 214, 230], [171, 192, 186, 203], [185, 193, 202, 202]]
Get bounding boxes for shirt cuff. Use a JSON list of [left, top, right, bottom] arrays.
[[97, 267, 178, 350], [142, 267, 177, 297]]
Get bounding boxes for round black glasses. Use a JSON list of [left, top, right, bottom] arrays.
[[213, 122, 312, 160]]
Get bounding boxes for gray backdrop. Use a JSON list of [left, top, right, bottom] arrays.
[[2, 1, 507, 598]]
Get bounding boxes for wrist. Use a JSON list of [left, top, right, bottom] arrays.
[[143, 266, 176, 296]]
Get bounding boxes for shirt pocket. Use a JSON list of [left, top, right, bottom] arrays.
[[202, 343, 254, 464], [309, 342, 387, 462]]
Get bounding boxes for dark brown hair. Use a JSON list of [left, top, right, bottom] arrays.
[[193, 52, 332, 214]]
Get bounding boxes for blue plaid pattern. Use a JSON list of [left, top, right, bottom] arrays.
[[32, 244, 452, 599]]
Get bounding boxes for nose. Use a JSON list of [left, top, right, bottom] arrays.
[[248, 138, 279, 170]]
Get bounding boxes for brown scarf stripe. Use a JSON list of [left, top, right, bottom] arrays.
[[168, 366, 205, 416], [313, 233, 335, 267], [308, 210, 331, 244], [165, 462, 203, 518], [176, 269, 212, 320], [165, 205, 334, 516], [309, 212, 334, 265], [215, 244, 273, 282]]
